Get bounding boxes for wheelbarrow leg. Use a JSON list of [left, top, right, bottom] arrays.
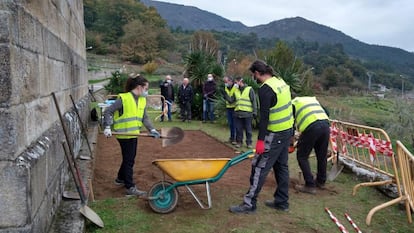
[[185, 181, 212, 209]]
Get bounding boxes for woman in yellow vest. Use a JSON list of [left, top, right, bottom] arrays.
[[292, 96, 330, 195], [229, 60, 293, 214], [223, 76, 237, 144], [103, 74, 160, 196]]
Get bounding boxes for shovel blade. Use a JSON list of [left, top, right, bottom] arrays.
[[161, 127, 184, 147], [80, 205, 104, 228], [327, 164, 344, 181], [63, 191, 80, 200]]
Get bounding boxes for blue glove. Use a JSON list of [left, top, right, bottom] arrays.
[[150, 129, 161, 138]]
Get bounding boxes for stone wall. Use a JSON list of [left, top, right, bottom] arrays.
[[0, 0, 88, 232]]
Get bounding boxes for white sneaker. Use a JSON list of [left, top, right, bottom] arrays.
[[126, 186, 147, 197]]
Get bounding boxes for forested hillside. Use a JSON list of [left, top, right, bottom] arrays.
[[84, 0, 413, 92]]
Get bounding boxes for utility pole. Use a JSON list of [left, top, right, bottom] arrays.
[[366, 72, 373, 91]]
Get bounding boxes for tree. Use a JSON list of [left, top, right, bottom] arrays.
[[190, 31, 219, 56], [120, 20, 158, 63], [262, 41, 303, 92]]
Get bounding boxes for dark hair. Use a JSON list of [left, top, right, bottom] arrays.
[[235, 76, 243, 82], [224, 76, 233, 81], [249, 60, 275, 76], [125, 73, 148, 92]]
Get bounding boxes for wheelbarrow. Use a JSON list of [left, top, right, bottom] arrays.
[[145, 150, 255, 214]]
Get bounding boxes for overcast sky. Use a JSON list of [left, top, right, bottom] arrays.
[[158, 0, 414, 52]]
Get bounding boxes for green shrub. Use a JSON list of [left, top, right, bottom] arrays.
[[104, 71, 129, 94]]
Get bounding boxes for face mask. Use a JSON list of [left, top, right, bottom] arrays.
[[167, 80, 172, 83], [224, 83, 229, 87], [233, 84, 239, 89], [141, 90, 148, 97], [208, 77, 213, 81]]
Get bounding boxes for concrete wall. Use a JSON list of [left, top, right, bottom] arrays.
[[0, 0, 88, 232]]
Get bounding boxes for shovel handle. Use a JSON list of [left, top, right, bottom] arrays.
[[109, 131, 176, 139]]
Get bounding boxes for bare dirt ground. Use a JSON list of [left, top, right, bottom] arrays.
[[93, 130, 337, 201], [93, 130, 255, 200], [91, 130, 353, 232]]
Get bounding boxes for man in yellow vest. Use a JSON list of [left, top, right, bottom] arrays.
[[232, 77, 257, 148], [292, 96, 330, 194], [223, 76, 237, 144], [103, 74, 160, 196], [229, 60, 294, 214]]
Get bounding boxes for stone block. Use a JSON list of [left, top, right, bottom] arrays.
[[0, 161, 29, 228], [0, 45, 12, 106], [24, 98, 52, 143], [9, 46, 40, 105], [0, 108, 18, 160], [0, 11, 11, 43], [17, 7, 43, 54]]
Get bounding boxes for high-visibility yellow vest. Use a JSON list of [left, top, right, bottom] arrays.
[[225, 86, 236, 108], [113, 92, 146, 139], [292, 96, 329, 132], [234, 86, 253, 112], [263, 77, 294, 132]]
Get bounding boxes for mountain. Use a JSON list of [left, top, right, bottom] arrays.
[[141, 0, 247, 32], [141, 0, 414, 76]]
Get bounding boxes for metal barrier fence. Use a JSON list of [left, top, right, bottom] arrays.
[[329, 120, 404, 225], [365, 140, 413, 225]]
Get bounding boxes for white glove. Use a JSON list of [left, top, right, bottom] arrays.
[[150, 129, 161, 138], [104, 126, 112, 138]]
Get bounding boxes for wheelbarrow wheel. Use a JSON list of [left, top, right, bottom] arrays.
[[148, 181, 179, 214]]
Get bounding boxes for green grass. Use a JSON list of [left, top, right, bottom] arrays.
[[86, 110, 413, 233], [89, 78, 111, 84]]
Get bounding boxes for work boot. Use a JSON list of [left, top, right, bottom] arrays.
[[229, 204, 256, 214], [264, 200, 289, 212], [126, 186, 147, 197], [114, 178, 125, 186], [315, 181, 326, 190], [295, 184, 316, 194]]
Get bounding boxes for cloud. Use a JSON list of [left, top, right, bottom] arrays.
[[159, 0, 414, 51]]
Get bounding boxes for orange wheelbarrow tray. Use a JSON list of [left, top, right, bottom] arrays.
[[146, 150, 255, 214]]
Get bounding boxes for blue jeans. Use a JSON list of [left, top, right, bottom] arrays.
[[203, 99, 215, 121], [226, 108, 236, 141]]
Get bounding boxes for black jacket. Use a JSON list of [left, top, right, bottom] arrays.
[[160, 81, 175, 101], [178, 84, 193, 104]]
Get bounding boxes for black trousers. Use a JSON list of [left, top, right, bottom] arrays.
[[117, 138, 138, 189], [180, 102, 192, 120], [296, 120, 330, 187], [243, 128, 292, 209]]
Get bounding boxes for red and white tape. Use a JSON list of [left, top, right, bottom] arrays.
[[325, 208, 349, 233], [344, 213, 362, 233]]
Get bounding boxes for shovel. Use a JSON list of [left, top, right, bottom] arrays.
[[69, 94, 93, 160], [327, 150, 344, 181], [63, 191, 80, 200], [62, 142, 104, 228], [110, 127, 184, 147], [52, 92, 104, 227]]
